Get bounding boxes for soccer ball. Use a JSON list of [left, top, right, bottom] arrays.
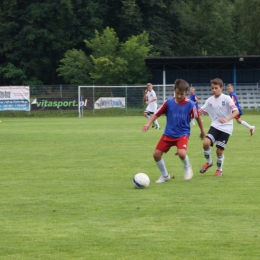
[[132, 173, 150, 188]]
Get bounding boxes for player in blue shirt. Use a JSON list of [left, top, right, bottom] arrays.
[[227, 84, 255, 135], [142, 79, 205, 183], [189, 87, 199, 126]]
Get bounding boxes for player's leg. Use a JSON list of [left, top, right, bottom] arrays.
[[215, 147, 224, 176], [144, 110, 155, 127], [200, 127, 215, 173], [177, 137, 193, 180], [153, 118, 160, 129], [236, 115, 255, 135], [154, 137, 171, 183], [215, 131, 229, 176], [191, 118, 196, 126], [144, 110, 149, 118]]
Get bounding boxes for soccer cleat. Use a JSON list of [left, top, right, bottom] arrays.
[[156, 174, 170, 183], [152, 123, 155, 128], [156, 126, 161, 130], [250, 126, 255, 136], [215, 170, 223, 176], [200, 162, 213, 173], [184, 165, 193, 180]]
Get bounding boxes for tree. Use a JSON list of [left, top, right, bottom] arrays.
[[174, 0, 238, 56], [0, 0, 106, 85], [83, 27, 156, 84], [56, 49, 93, 85], [235, 0, 260, 54]]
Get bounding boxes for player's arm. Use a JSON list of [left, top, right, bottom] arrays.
[[142, 101, 166, 132], [146, 97, 157, 105], [191, 106, 206, 139], [143, 89, 148, 101], [219, 107, 239, 123], [142, 114, 158, 132], [196, 116, 206, 139]]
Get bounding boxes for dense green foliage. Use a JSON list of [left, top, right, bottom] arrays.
[[0, 0, 259, 85]]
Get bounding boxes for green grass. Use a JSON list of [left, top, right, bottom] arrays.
[[0, 115, 259, 259]]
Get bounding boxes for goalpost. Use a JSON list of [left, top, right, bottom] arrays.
[[77, 84, 175, 117]]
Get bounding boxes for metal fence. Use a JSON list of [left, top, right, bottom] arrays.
[[8, 83, 260, 115]]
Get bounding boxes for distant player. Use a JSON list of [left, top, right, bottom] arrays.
[[199, 78, 239, 177], [143, 83, 160, 129], [189, 87, 199, 126], [226, 84, 255, 136], [142, 79, 205, 182]]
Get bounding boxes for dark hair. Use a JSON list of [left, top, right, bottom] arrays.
[[174, 79, 189, 92], [210, 78, 223, 88]]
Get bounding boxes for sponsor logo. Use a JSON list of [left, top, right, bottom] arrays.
[[31, 98, 93, 110]]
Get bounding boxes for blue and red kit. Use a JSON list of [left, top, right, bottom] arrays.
[[155, 97, 198, 138], [190, 93, 199, 109], [229, 91, 242, 116]]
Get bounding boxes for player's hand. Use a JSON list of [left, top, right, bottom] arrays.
[[219, 118, 228, 123], [145, 101, 149, 105], [200, 132, 206, 140], [142, 124, 150, 132]]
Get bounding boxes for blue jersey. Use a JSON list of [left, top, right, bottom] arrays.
[[229, 92, 242, 115], [156, 97, 197, 138], [190, 93, 199, 109]]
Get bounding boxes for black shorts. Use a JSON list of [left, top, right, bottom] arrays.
[[206, 126, 230, 150], [144, 110, 154, 116]]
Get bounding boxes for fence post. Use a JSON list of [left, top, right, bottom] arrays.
[[93, 85, 95, 113], [163, 64, 166, 102], [125, 85, 127, 113]]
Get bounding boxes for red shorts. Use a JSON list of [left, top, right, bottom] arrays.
[[235, 115, 241, 120], [155, 135, 189, 153]]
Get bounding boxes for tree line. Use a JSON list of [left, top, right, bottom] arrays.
[[0, 0, 259, 85]]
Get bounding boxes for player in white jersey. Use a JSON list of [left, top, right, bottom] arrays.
[[198, 78, 239, 176], [143, 83, 160, 129]]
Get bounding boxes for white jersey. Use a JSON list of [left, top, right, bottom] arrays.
[[199, 93, 237, 135], [145, 89, 158, 112]]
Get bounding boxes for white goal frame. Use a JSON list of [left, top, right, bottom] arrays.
[[78, 84, 175, 117]]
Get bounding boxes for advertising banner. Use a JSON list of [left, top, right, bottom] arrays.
[[0, 86, 30, 111], [31, 98, 93, 110], [94, 97, 125, 109]]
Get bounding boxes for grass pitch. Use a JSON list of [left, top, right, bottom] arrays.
[[0, 115, 259, 260]]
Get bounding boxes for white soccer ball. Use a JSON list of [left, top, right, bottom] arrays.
[[132, 173, 150, 188]]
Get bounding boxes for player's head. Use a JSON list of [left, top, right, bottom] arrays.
[[146, 83, 153, 91], [210, 78, 223, 88], [190, 87, 195, 95], [174, 79, 189, 102], [210, 78, 223, 97], [226, 84, 234, 94]]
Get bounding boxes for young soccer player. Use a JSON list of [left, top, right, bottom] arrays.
[[226, 84, 255, 135], [143, 83, 160, 129], [189, 87, 199, 126], [142, 79, 205, 182], [199, 78, 239, 176]]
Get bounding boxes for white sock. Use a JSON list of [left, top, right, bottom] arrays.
[[146, 115, 150, 119], [216, 155, 224, 170], [181, 155, 191, 168], [154, 119, 159, 127], [156, 159, 168, 177], [241, 121, 252, 129], [203, 148, 212, 164], [191, 119, 195, 125]]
